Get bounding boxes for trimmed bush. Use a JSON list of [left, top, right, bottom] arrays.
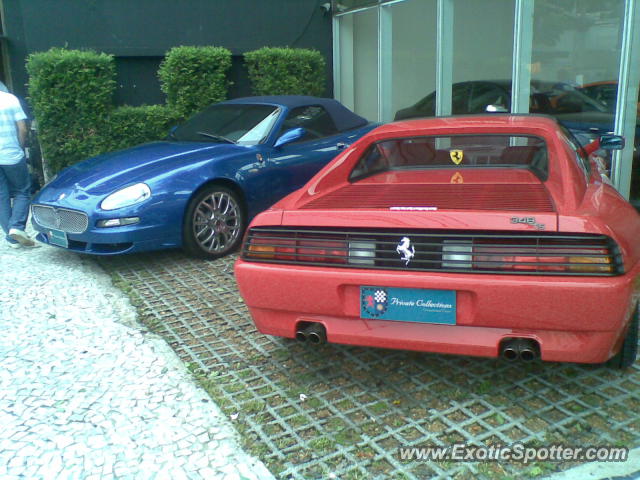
[[27, 49, 188, 174], [26, 48, 116, 173], [244, 47, 325, 96], [105, 105, 180, 152], [29, 45, 325, 176], [158, 46, 232, 118]]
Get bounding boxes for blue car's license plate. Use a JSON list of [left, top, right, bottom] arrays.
[[360, 286, 456, 324], [48, 229, 68, 248]]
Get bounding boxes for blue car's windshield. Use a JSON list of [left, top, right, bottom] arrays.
[[172, 104, 280, 145]]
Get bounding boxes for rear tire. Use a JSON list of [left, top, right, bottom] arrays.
[[607, 305, 638, 369], [183, 185, 245, 259]]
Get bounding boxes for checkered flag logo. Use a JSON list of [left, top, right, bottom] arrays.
[[362, 287, 388, 317], [374, 290, 387, 303]]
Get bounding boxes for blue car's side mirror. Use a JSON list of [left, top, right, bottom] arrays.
[[167, 125, 178, 140], [274, 128, 306, 148], [600, 134, 625, 150]]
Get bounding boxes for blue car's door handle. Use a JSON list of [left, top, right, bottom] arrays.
[[336, 142, 348, 149]]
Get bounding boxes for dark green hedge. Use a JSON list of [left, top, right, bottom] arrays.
[[27, 47, 227, 175], [27, 46, 326, 175], [105, 105, 180, 152], [244, 47, 326, 96], [26, 48, 116, 173], [158, 46, 232, 118]]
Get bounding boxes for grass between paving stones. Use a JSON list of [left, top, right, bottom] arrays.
[[100, 252, 640, 479]]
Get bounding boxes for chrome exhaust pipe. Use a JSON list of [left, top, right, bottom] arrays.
[[517, 339, 540, 362], [307, 323, 327, 345], [500, 338, 540, 361], [501, 339, 520, 361], [306, 323, 327, 344], [295, 323, 327, 344], [519, 347, 536, 362]]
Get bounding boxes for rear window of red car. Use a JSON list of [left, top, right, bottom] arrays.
[[349, 135, 548, 181]]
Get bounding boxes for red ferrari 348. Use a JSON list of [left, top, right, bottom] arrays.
[[235, 115, 640, 368]]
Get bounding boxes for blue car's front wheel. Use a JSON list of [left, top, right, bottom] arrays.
[[183, 185, 245, 259]]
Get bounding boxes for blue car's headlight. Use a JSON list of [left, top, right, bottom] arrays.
[[101, 183, 151, 211]]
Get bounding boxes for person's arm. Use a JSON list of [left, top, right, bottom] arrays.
[[16, 120, 27, 149]]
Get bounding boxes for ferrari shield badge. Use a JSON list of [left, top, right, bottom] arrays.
[[361, 287, 388, 318], [450, 150, 464, 165], [450, 172, 464, 184], [396, 236, 415, 265]]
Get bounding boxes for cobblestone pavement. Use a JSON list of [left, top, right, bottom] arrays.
[[0, 242, 274, 480], [99, 250, 640, 480]]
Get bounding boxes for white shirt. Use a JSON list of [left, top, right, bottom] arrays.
[[0, 92, 27, 166]]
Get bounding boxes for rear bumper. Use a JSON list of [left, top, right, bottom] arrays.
[[235, 260, 640, 363]]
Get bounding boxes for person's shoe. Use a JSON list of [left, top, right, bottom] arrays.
[[8, 228, 37, 247], [6, 239, 21, 249]]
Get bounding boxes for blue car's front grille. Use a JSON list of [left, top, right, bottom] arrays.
[[32, 205, 89, 234]]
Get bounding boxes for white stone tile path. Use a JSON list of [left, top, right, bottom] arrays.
[[0, 241, 274, 480]]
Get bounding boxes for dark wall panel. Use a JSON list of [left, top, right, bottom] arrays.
[[228, 55, 253, 100], [3, 0, 333, 102], [114, 57, 164, 106]]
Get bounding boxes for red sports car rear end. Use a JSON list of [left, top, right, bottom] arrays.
[[235, 115, 640, 368]]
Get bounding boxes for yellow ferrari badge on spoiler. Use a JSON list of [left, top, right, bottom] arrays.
[[450, 150, 464, 165]]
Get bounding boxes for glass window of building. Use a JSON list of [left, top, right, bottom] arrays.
[[333, 0, 639, 206], [531, 0, 638, 207], [336, 7, 379, 121], [389, 0, 437, 120]]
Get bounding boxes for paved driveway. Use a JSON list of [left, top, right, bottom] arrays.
[[99, 250, 640, 480]]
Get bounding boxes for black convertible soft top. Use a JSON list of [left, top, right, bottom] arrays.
[[223, 95, 370, 132]]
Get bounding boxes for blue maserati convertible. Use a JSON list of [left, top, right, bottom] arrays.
[[31, 96, 376, 258]]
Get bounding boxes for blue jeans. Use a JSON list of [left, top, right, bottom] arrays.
[[0, 158, 32, 241]]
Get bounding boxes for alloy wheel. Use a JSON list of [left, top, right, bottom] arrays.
[[192, 191, 242, 253]]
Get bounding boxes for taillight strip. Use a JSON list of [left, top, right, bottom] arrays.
[[242, 227, 623, 276]]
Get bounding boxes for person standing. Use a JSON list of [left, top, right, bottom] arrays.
[[0, 89, 37, 248]]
